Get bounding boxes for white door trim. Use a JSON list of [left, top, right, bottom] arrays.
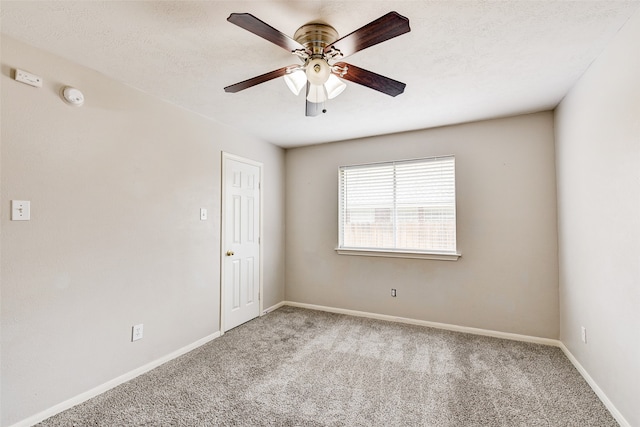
[[220, 152, 264, 335]]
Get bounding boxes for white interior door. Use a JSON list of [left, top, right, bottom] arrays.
[[222, 153, 261, 332]]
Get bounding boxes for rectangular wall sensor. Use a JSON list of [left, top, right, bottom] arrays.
[[15, 69, 43, 88]]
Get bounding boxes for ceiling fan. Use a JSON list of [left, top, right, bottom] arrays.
[[223, 12, 411, 116]]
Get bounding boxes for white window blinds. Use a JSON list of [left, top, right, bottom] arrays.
[[339, 156, 456, 253]]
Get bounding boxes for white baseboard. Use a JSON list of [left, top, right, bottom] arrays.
[[284, 301, 559, 346], [558, 343, 630, 427], [9, 332, 221, 427], [262, 300, 285, 315]]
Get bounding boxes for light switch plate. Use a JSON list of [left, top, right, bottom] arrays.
[[11, 200, 31, 221], [200, 208, 207, 220]]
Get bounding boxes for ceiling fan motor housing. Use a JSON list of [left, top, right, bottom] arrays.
[[294, 23, 339, 56]]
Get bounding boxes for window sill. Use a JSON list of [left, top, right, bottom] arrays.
[[335, 248, 461, 261]]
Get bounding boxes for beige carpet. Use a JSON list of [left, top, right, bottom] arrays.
[[38, 306, 617, 426]]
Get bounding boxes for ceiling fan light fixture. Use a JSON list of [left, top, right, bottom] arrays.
[[324, 74, 347, 99], [284, 69, 307, 95], [224, 12, 411, 115], [306, 83, 327, 103], [306, 58, 331, 85]]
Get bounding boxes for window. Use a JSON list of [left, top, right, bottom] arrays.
[[337, 156, 460, 260]]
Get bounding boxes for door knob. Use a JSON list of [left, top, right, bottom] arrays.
[[226, 250, 234, 256]]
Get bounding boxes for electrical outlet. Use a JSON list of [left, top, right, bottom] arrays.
[[581, 326, 587, 343], [132, 324, 144, 342], [391, 289, 397, 297]]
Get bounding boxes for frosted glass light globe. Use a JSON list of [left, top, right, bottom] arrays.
[[284, 69, 307, 95], [306, 84, 327, 103], [325, 74, 346, 99], [306, 58, 331, 85]]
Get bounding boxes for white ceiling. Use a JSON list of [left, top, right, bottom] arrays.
[[1, 1, 639, 148]]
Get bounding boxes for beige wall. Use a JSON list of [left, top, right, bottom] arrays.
[[555, 9, 640, 427], [5, 7, 638, 424], [285, 112, 559, 339], [0, 36, 285, 426]]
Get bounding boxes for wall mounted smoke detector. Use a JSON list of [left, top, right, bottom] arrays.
[[61, 86, 85, 106]]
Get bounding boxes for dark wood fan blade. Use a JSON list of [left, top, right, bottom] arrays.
[[224, 66, 290, 93], [334, 62, 406, 97], [228, 13, 305, 52], [305, 82, 323, 117], [324, 12, 410, 59]]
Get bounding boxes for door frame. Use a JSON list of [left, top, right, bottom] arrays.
[[220, 152, 264, 335]]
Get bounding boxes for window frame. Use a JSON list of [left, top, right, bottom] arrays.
[[336, 156, 461, 261]]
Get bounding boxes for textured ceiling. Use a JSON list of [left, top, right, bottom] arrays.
[[1, 1, 639, 147]]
